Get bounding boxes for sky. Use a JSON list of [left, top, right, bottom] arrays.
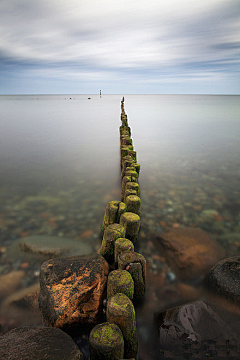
[[0, 0, 239, 94]]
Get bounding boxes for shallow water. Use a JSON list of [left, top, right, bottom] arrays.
[[0, 94, 240, 357]]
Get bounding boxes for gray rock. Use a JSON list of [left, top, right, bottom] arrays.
[[0, 326, 83, 360], [205, 256, 240, 306], [11, 235, 93, 259], [157, 300, 238, 352]]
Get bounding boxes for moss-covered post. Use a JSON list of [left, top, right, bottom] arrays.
[[121, 176, 138, 200], [107, 269, 134, 300], [123, 189, 138, 203], [125, 182, 139, 195], [120, 212, 140, 243], [114, 238, 134, 268], [89, 322, 124, 360], [125, 195, 141, 216], [107, 293, 138, 359], [100, 224, 126, 265], [102, 201, 126, 233], [118, 251, 146, 301], [122, 170, 138, 181]]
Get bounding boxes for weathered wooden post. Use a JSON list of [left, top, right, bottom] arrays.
[[100, 224, 126, 265], [107, 269, 134, 300], [107, 293, 138, 359], [120, 212, 140, 243], [89, 322, 124, 359], [118, 251, 146, 301]]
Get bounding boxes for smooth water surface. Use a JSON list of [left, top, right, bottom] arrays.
[[0, 94, 240, 358]]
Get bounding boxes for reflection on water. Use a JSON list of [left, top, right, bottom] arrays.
[[0, 95, 240, 357]]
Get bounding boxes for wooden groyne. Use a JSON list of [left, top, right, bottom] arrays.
[[89, 97, 146, 359]]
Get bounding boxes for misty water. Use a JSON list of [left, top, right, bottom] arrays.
[[0, 94, 240, 358]]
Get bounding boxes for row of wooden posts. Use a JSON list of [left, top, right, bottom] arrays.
[[88, 98, 147, 359]]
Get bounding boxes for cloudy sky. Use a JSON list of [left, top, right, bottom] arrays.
[[0, 0, 239, 94]]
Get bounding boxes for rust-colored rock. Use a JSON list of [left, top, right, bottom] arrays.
[[39, 254, 109, 329], [156, 227, 226, 280]]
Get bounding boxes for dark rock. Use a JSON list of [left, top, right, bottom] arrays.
[[205, 256, 240, 306], [39, 254, 109, 330], [156, 300, 238, 355], [155, 227, 226, 279], [0, 326, 83, 360]]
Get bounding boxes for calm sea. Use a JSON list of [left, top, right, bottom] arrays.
[[0, 94, 240, 357]]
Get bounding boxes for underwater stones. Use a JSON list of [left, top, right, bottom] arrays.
[[100, 224, 126, 264], [89, 322, 124, 360], [0, 270, 25, 299], [156, 300, 237, 352], [156, 227, 226, 280], [107, 270, 134, 300], [205, 256, 240, 306], [0, 326, 83, 360], [38, 254, 109, 329], [107, 293, 138, 359], [13, 235, 93, 258]]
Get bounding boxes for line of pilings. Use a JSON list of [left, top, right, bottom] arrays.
[[89, 98, 147, 360]]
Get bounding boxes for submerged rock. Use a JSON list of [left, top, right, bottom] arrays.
[[0, 270, 25, 299], [155, 227, 226, 280], [39, 254, 109, 329], [0, 326, 83, 360], [156, 300, 238, 355], [12, 235, 93, 259], [205, 256, 240, 306]]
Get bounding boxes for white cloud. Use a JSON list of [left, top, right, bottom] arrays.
[[0, 0, 239, 93]]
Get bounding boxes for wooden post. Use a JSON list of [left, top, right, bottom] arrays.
[[107, 293, 138, 359], [89, 322, 124, 359], [100, 224, 126, 265], [120, 212, 140, 243], [118, 251, 146, 301], [107, 269, 134, 300]]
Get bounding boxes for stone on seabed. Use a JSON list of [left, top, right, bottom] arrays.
[[205, 256, 240, 306], [156, 227, 226, 279], [156, 300, 239, 354], [0, 326, 83, 360], [39, 254, 109, 329]]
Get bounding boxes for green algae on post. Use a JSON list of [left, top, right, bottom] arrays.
[[118, 251, 146, 301], [125, 195, 141, 216], [107, 293, 138, 359], [123, 170, 138, 181], [102, 201, 126, 233], [100, 224, 126, 264], [114, 238, 134, 268], [89, 322, 124, 360], [107, 269, 134, 300], [120, 212, 140, 243], [123, 189, 138, 203]]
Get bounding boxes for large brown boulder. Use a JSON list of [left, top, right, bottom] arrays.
[[156, 227, 226, 279], [0, 326, 83, 360], [39, 254, 109, 329]]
